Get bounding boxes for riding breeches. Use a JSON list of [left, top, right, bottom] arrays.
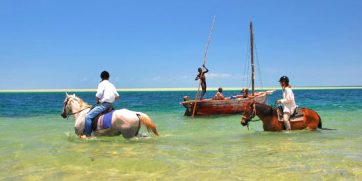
[[283, 112, 291, 130]]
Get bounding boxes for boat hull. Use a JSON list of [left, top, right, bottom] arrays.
[[181, 93, 268, 116]]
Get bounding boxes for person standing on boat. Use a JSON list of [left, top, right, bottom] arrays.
[[81, 71, 120, 139], [276, 76, 297, 131], [195, 65, 209, 100]]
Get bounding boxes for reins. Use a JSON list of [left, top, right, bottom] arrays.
[[243, 103, 259, 130], [63, 97, 91, 118], [245, 103, 257, 121], [67, 106, 91, 116]]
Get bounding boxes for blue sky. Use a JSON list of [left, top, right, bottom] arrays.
[[0, 0, 361, 89]]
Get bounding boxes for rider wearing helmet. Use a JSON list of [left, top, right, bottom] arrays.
[[81, 71, 120, 139], [276, 76, 297, 131]]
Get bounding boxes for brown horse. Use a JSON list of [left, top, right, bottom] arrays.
[[240, 102, 326, 131]]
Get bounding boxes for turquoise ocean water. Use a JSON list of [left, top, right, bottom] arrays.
[[0, 89, 361, 180]]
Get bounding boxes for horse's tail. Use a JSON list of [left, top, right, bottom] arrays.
[[137, 113, 159, 136], [317, 113, 335, 130], [318, 114, 322, 129]]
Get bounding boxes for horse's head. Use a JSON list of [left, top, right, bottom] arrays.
[[61, 93, 90, 135], [61, 93, 72, 118], [60, 93, 81, 118], [241, 101, 256, 127]]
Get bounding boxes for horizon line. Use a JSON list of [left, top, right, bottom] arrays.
[[1, 86, 362, 93]]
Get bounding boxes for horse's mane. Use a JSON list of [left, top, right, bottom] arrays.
[[73, 96, 91, 108], [255, 102, 275, 116]]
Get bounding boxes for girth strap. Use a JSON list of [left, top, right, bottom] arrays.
[[135, 113, 142, 136]]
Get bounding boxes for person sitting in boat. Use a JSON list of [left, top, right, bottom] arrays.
[[213, 87, 225, 100], [81, 71, 120, 139], [195, 65, 209, 100], [276, 76, 297, 131]]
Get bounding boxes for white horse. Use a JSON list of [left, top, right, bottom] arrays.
[[60, 93, 159, 138]]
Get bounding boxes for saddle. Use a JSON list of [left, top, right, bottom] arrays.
[[277, 106, 304, 122], [91, 107, 115, 131]]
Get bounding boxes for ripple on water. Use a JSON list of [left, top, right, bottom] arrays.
[[0, 90, 362, 179]]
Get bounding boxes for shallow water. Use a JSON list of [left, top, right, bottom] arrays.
[[0, 89, 361, 180]]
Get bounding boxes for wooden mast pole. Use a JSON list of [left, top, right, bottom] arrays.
[[250, 21, 255, 96], [192, 16, 216, 117]]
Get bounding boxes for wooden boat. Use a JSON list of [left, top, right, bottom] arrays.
[[181, 22, 274, 116], [182, 91, 273, 116]]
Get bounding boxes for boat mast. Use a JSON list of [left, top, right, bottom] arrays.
[[250, 21, 255, 96], [192, 16, 216, 118]]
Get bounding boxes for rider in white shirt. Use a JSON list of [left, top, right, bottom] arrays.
[[81, 71, 119, 138], [96, 79, 119, 104], [276, 76, 297, 131]]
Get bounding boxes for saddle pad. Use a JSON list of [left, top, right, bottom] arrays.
[[289, 116, 304, 122], [97, 111, 114, 130], [278, 107, 304, 122]]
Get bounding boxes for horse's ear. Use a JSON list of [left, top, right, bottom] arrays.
[[72, 93, 76, 98], [66, 92, 69, 97]]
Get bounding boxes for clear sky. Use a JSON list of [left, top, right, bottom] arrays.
[[1, 0, 361, 89]]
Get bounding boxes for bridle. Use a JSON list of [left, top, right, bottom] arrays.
[[62, 97, 91, 118], [241, 102, 257, 130], [243, 102, 257, 121]]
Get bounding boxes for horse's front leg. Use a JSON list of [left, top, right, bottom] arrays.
[[262, 116, 284, 131]]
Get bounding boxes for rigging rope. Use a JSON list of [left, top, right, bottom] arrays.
[[254, 40, 264, 89], [241, 23, 265, 91], [242, 32, 251, 89]]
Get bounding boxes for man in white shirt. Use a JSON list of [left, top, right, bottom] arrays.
[[276, 76, 297, 131], [82, 71, 119, 138]]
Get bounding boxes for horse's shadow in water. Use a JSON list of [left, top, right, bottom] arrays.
[[241, 128, 325, 136]]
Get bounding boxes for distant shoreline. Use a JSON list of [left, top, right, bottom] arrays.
[[1, 86, 362, 93]]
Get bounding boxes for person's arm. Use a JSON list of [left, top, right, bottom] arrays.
[[115, 91, 120, 101], [113, 86, 120, 102], [95, 83, 104, 104], [279, 88, 294, 104], [203, 65, 209, 73], [195, 74, 200, 80], [220, 93, 225, 99]]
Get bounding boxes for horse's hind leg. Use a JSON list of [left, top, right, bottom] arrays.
[[306, 116, 319, 130]]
